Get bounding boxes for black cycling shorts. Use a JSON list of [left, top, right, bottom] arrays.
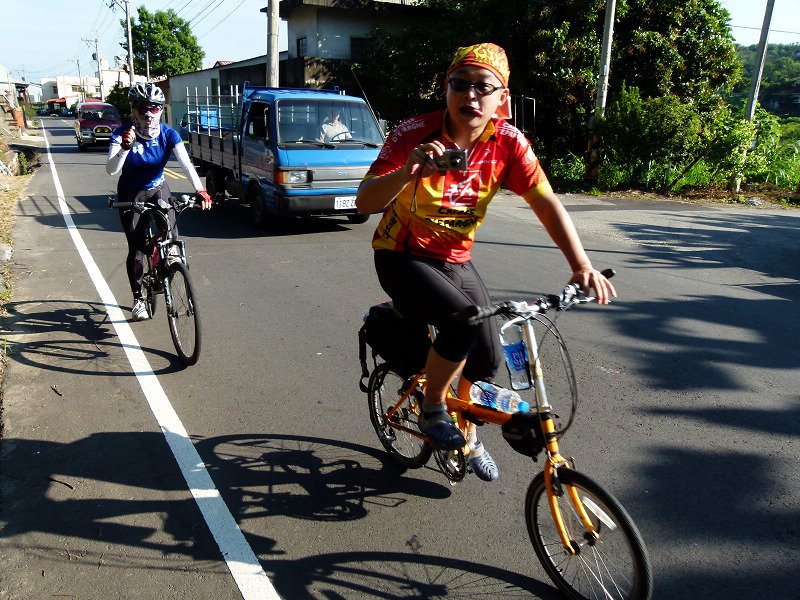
[[374, 249, 501, 383]]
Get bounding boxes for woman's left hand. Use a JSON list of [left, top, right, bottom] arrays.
[[197, 189, 213, 210], [570, 268, 617, 305]]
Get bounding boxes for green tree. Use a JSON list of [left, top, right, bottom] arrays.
[[596, 85, 705, 189], [122, 7, 203, 78], [612, 0, 742, 105], [105, 83, 131, 120], [354, 0, 741, 165]]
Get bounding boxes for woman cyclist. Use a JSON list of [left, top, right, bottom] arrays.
[[355, 43, 616, 482], [106, 82, 212, 321]]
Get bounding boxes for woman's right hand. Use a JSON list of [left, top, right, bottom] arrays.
[[120, 127, 136, 150]]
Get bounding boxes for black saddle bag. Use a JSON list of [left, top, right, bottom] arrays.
[[358, 301, 430, 392]]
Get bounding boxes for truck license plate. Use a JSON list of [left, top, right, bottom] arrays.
[[334, 196, 357, 210]]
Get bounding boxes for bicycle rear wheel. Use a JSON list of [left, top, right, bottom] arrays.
[[165, 262, 201, 365], [525, 469, 652, 600], [367, 364, 432, 468]]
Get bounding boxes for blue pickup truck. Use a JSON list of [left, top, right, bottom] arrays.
[[187, 84, 384, 227]]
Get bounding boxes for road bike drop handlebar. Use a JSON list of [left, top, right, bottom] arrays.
[[454, 268, 616, 325], [107, 193, 201, 212]]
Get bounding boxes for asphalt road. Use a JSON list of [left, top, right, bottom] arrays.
[[1, 116, 798, 599]]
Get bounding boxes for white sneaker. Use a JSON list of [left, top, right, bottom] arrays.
[[131, 299, 150, 321]]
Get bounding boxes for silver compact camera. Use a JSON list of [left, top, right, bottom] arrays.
[[433, 149, 468, 172]]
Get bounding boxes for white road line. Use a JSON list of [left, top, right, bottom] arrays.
[[39, 125, 281, 600]]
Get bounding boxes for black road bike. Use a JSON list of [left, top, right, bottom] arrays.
[[110, 193, 202, 365]]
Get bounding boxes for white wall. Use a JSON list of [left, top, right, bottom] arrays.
[[288, 6, 319, 58], [167, 67, 221, 127], [287, 6, 414, 60]]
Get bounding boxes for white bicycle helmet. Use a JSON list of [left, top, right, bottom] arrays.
[[128, 82, 165, 106]]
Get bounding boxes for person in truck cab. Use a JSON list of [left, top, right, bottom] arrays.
[[319, 108, 351, 143], [106, 81, 212, 322], [355, 43, 615, 482]]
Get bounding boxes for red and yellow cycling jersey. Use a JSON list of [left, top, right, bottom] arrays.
[[365, 110, 553, 263]]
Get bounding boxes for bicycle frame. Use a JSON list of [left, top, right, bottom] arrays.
[[379, 307, 597, 557]]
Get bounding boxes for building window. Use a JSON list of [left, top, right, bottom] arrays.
[[297, 36, 307, 58], [351, 37, 369, 62]]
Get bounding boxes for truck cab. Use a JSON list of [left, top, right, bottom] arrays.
[[188, 86, 384, 227]]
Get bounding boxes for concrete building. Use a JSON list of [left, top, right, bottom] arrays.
[[40, 59, 147, 107], [162, 0, 420, 128]]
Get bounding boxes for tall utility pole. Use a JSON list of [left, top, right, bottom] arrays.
[[73, 59, 84, 102], [260, 0, 279, 86], [125, 0, 134, 85], [585, 0, 617, 179], [595, 0, 617, 116], [745, 0, 775, 121], [734, 0, 776, 191], [84, 38, 104, 100], [110, 0, 135, 84]]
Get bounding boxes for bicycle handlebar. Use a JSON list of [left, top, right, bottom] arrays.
[[454, 268, 615, 325], [108, 193, 200, 212]]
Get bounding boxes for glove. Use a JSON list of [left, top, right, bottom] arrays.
[[197, 189, 212, 210], [120, 127, 136, 150]]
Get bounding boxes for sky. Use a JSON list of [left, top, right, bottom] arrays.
[[0, 0, 798, 83]]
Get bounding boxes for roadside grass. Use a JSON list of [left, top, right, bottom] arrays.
[[0, 170, 32, 400]]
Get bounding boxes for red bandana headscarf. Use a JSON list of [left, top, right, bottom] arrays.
[[446, 43, 510, 87]]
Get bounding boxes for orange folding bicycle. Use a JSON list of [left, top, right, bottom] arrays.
[[364, 272, 653, 600]]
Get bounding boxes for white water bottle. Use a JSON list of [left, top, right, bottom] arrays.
[[469, 381, 530, 413], [469, 380, 500, 409], [500, 318, 532, 390], [496, 387, 530, 413]]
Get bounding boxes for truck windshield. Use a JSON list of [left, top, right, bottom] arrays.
[[83, 107, 120, 122], [277, 99, 383, 147]]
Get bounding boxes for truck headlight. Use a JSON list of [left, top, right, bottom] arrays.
[[276, 170, 309, 184]]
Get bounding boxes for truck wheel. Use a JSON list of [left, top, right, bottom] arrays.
[[248, 185, 268, 228], [347, 214, 369, 224], [77, 142, 87, 152]]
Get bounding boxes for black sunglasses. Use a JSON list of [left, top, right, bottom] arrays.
[[447, 77, 505, 96]]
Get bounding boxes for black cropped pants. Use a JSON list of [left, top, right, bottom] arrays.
[[374, 249, 501, 384]]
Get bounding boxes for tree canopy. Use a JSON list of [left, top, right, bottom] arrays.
[[354, 0, 742, 162], [122, 7, 204, 78]]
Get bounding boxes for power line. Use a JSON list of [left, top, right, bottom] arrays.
[[196, 0, 249, 41], [191, 0, 227, 27], [190, 0, 225, 25], [731, 25, 800, 37]]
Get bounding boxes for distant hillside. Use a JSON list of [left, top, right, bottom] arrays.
[[730, 43, 800, 116]]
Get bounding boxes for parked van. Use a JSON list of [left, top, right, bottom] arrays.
[[187, 84, 384, 227], [74, 102, 122, 151]]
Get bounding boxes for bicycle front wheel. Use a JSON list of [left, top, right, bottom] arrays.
[[367, 364, 432, 468], [525, 469, 652, 600], [165, 262, 201, 365]]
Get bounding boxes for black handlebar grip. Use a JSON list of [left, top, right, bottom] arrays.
[[453, 304, 502, 325]]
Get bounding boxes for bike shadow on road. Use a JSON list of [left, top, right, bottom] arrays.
[[0, 430, 557, 597], [2, 298, 189, 376]]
